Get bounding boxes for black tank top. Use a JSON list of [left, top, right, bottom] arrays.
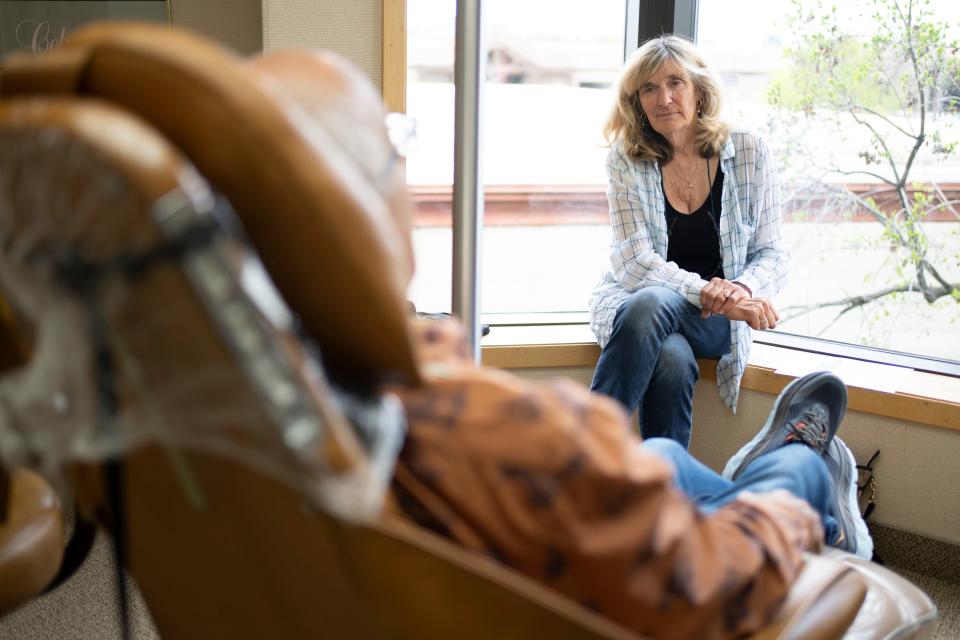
[[663, 163, 725, 280]]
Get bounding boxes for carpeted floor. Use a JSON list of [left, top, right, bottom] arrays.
[[871, 523, 960, 640], [0, 531, 159, 640]]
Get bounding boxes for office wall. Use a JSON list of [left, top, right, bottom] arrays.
[[168, 0, 263, 54], [168, 0, 382, 85], [261, 0, 382, 86]]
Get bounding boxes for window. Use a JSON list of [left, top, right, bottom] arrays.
[[403, 0, 960, 369]]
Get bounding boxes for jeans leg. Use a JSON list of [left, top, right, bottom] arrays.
[[643, 439, 841, 542], [590, 287, 695, 416], [677, 313, 731, 358], [640, 334, 698, 448], [641, 438, 731, 502], [704, 444, 840, 541]]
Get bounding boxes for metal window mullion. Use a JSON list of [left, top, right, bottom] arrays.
[[451, 0, 485, 363], [624, 0, 641, 60]]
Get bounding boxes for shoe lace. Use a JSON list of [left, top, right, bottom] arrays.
[[784, 402, 831, 451]]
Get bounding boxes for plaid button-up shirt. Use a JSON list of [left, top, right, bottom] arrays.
[[589, 130, 789, 411]]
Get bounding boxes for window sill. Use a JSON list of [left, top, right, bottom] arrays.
[[480, 326, 960, 432]]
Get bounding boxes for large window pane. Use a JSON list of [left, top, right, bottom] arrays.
[[698, 0, 960, 361], [406, 0, 625, 318]]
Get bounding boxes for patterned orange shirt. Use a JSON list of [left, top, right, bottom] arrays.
[[392, 319, 811, 639]]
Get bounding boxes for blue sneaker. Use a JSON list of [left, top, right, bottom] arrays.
[[824, 436, 874, 559], [723, 371, 847, 480]]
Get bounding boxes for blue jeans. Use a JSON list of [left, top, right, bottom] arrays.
[[591, 287, 731, 448], [643, 438, 842, 542]]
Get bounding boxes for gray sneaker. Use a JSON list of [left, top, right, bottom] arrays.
[[824, 436, 874, 559], [723, 371, 847, 480]]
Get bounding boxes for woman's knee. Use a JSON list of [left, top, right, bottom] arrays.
[[614, 287, 689, 334], [654, 334, 698, 384]]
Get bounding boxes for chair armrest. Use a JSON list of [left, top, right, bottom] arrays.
[[751, 553, 866, 640], [0, 468, 64, 617], [825, 548, 938, 640]]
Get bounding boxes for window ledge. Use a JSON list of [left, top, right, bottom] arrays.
[[480, 327, 960, 432]]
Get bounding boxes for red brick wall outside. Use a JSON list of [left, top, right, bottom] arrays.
[[411, 183, 960, 227]]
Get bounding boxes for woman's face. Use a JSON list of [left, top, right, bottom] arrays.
[[636, 61, 699, 140]]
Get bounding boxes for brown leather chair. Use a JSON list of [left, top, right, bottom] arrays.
[[0, 296, 65, 615], [0, 23, 936, 639]]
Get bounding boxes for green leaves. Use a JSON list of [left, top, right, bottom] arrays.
[[774, 0, 957, 120], [771, 0, 959, 342]]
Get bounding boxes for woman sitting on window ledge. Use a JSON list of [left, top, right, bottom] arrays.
[[589, 35, 788, 447]]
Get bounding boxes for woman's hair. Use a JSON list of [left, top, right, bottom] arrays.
[[604, 35, 729, 162]]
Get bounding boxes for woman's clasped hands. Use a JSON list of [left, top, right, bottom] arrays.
[[699, 276, 779, 331]]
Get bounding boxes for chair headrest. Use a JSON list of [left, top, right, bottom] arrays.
[[245, 50, 416, 283], [0, 97, 399, 516], [2, 22, 420, 389]]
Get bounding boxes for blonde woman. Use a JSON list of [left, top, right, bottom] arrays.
[[589, 35, 788, 447]]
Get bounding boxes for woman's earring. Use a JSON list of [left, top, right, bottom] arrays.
[[639, 110, 648, 128], [697, 101, 703, 116]]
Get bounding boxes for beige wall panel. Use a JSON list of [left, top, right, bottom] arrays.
[[168, 0, 263, 55], [509, 365, 960, 547], [261, 0, 382, 86]]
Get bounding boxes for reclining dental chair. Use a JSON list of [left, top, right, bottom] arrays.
[[0, 23, 938, 640]]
